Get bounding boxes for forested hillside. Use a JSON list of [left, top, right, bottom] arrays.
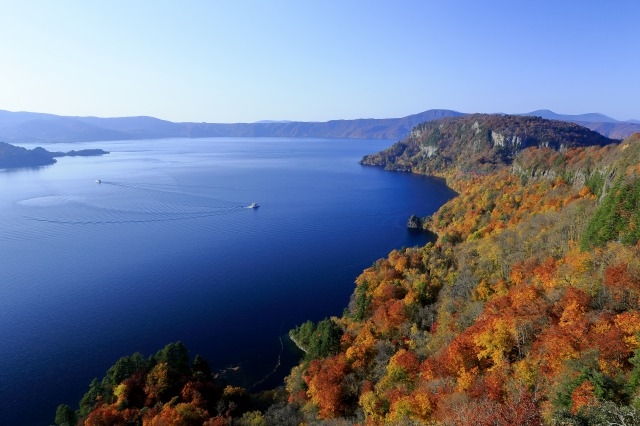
[[286, 120, 640, 425], [0, 141, 108, 169], [0, 141, 56, 168], [361, 114, 614, 174], [59, 116, 640, 425]]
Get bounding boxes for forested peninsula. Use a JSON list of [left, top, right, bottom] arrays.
[[57, 115, 640, 425], [0, 141, 108, 169]]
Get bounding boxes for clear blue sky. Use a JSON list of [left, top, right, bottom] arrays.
[[1, 1, 638, 123]]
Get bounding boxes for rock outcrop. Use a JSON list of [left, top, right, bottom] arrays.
[[407, 214, 423, 229]]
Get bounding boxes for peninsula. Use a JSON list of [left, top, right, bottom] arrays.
[[0, 141, 108, 169]]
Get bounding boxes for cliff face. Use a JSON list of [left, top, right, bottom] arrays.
[[361, 114, 616, 175]]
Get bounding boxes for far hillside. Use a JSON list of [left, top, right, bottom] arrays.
[[0, 109, 464, 143], [1, 108, 638, 143]]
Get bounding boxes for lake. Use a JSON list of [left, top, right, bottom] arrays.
[[0, 137, 455, 425]]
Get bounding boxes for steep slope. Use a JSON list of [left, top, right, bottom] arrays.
[[282, 125, 640, 424], [361, 114, 615, 174]]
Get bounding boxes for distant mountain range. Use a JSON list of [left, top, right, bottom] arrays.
[[519, 110, 640, 139], [0, 108, 637, 143], [522, 110, 625, 123]]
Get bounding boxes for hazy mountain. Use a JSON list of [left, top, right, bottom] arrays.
[[522, 109, 640, 138], [75, 116, 183, 138], [0, 110, 56, 127], [0, 109, 464, 142], [523, 109, 620, 123], [574, 121, 640, 140]]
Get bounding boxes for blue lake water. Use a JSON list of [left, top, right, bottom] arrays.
[[0, 137, 455, 425]]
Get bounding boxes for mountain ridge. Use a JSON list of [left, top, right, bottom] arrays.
[[0, 109, 464, 143], [522, 109, 622, 123], [1, 108, 638, 143]]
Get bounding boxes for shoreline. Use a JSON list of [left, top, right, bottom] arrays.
[[287, 331, 308, 354]]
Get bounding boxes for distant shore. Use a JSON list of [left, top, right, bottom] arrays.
[[0, 141, 108, 169]]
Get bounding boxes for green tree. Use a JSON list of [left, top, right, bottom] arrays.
[[581, 177, 640, 250], [290, 320, 315, 351], [105, 351, 148, 387], [307, 318, 343, 359], [78, 378, 108, 417], [54, 404, 76, 426], [352, 279, 372, 321], [192, 354, 212, 379], [290, 318, 343, 360], [153, 341, 190, 374]]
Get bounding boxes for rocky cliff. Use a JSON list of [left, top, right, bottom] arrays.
[[361, 114, 616, 175]]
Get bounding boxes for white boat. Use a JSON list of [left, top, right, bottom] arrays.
[[95, 179, 102, 184], [248, 202, 259, 209]]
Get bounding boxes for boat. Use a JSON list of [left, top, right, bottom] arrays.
[[248, 202, 259, 209], [95, 179, 102, 184]]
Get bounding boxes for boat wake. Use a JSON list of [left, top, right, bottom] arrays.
[[19, 179, 259, 225]]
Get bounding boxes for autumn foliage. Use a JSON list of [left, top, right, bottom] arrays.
[[63, 121, 640, 425], [284, 127, 640, 424], [55, 342, 272, 426]]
